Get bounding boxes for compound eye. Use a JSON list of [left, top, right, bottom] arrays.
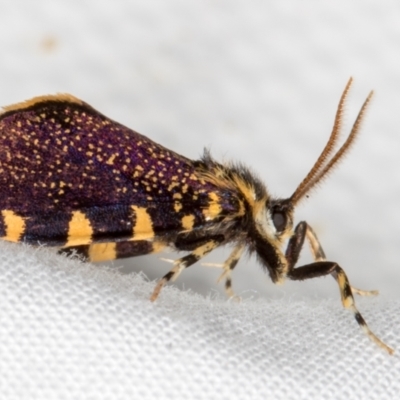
[[272, 211, 286, 232]]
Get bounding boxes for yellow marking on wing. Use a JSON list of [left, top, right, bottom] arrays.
[[131, 206, 154, 240], [88, 242, 117, 262], [202, 192, 222, 220], [1, 94, 83, 114], [1, 210, 26, 242], [167, 182, 180, 191], [174, 202, 182, 212], [66, 211, 93, 246], [181, 215, 195, 230], [106, 154, 117, 165]]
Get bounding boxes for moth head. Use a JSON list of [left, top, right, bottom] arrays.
[[250, 78, 372, 282]]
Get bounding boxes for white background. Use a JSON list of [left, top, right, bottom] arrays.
[[0, 1, 399, 399], [1, 1, 399, 299]]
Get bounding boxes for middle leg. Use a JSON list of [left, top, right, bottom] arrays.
[[203, 243, 245, 298], [150, 236, 225, 301]]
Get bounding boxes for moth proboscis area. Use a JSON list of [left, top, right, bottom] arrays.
[[0, 78, 392, 354]]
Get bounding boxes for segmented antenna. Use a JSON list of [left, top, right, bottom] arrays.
[[291, 78, 372, 205]]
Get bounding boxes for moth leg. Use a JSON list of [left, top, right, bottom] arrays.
[[60, 240, 166, 262], [150, 237, 224, 302], [286, 221, 393, 354], [203, 244, 245, 298], [350, 287, 378, 297], [305, 224, 378, 297]]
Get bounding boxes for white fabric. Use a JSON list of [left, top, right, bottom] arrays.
[[0, 241, 398, 400], [0, 1, 400, 398]]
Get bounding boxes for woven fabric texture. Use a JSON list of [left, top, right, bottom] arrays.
[[0, 241, 398, 400]]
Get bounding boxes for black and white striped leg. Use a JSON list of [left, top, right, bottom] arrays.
[[202, 244, 245, 298], [217, 244, 245, 298], [150, 237, 224, 301], [285, 221, 393, 354], [305, 225, 378, 297]]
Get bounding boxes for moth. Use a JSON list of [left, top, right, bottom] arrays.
[[0, 78, 392, 353]]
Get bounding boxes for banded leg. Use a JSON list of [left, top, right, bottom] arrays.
[[305, 225, 378, 297], [203, 244, 245, 298], [286, 221, 393, 354], [150, 237, 224, 301], [60, 240, 166, 262]]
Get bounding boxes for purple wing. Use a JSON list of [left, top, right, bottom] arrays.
[[0, 95, 240, 244]]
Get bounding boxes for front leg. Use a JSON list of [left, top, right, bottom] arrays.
[[285, 221, 393, 354]]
